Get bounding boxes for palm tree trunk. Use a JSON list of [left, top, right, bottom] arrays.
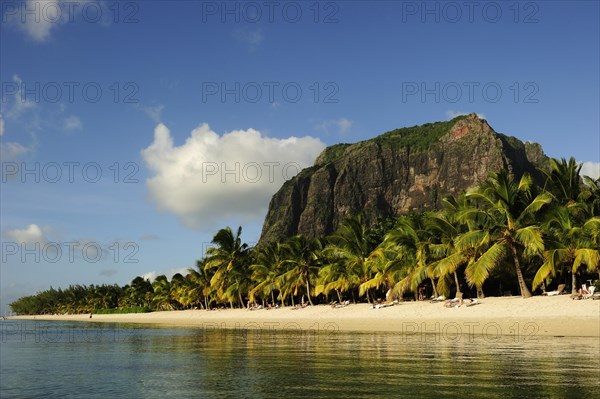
[[430, 277, 438, 298], [366, 289, 372, 304], [271, 291, 275, 306], [477, 285, 485, 299], [571, 271, 577, 295], [305, 277, 314, 306], [336, 289, 342, 303], [453, 271, 462, 294], [238, 291, 245, 309], [351, 290, 356, 304], [510, 244, 532, 298]]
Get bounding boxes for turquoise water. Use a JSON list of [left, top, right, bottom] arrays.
[[1, 320, 598, 398]]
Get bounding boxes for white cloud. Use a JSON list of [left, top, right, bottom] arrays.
[[141, 123, 325, 229], [0, 114, 4, 136], [4, 224, 46, 244], [168, 267, 190, 278], [139, 267, 191, 283], [16, 0, 61, 42], [580, 161, 600, 180], [0, 141, 31, 161], [138, 104, 165, 123], [232, 27, 264, 50], [315, 118, 353, 135], [445, 110, 486, 120], [140, 271, 158, 282], [10, 0, 109, 42], [5, 75, 36, 119], [336, 118, 352, 133], [63, 115, 82, 130]]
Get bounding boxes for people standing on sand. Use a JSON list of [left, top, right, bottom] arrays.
[[418, 286, 425, 301]]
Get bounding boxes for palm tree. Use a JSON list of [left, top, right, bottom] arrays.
[[151, 275, 173, 310], [459, 170, 552, 298], [169, 273, 186, 309], [533, 207, 600, 292], [130, 276, 152, 307], [581, 176, 600, 217], [433, 195, 491, 298], [187, 259, 214, 309], [205, 226, 250, 308], [249, 242, 285, 306], [382, 214, 439, 299], [326, 217, 378, 303], [279, 235, 323, 306], [541, 157, 582, 206], [358, 244, 408, 302]]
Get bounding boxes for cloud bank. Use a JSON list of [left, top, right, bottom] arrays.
[[580, 161, 600, 180], [4, 224, 46, 244], [141, 123, 325, 229]]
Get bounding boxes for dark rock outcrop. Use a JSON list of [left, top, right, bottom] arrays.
[[259, 113, 549, 243]]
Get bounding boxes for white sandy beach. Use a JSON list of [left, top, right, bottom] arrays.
[[11, 296, 600, 338]]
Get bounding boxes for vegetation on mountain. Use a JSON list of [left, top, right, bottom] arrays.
[[10, 157, 600, 314]]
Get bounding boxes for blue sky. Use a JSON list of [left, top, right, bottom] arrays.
[[1, 0, 599, 312]]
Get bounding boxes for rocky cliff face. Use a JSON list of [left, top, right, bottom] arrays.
[[259, 114, 548, 243]]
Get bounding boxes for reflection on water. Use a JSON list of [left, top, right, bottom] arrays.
[[1, 320, 598, 398]]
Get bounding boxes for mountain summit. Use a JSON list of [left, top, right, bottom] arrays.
[[259, 113, 548, 243]]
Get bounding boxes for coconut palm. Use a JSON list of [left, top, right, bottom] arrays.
[[187, 259, 215, 309], [382, 214, 440, 299], [533, 207, 600, 292], [204, 226, 250, 308], [358, 244, 409, 302], [432, 195, 491, 298], [249, 242, 285, 306], [325, 216, 378, 303], [279, 235, 323, 306], [459, 170, 552, 298], [581, 176, 600, 217], [151, 275, 173, 310], [541, 157, 582, 206]]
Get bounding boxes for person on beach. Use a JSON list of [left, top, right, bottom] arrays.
[[418, 286, 425, 301]]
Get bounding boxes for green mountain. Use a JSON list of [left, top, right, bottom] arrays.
[[259, 113, 548, 243]]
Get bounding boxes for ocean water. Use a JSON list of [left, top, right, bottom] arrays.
[[1, 320, 598, 398]]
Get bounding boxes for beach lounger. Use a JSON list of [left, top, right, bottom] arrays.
[[583, 286, 596, 299], [543, 284, 566, 296], [465, 299, 480, 307], [430, 295, 446, 303]]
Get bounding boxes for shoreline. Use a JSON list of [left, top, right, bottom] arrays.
[[8, 296, 600, 338]]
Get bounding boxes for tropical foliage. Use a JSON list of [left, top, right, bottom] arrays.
[[9, 158, 600, 314]]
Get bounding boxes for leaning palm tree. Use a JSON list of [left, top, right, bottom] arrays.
[[326, 216, 378, 303], [459, 170, 552, 298], [204, 226, 250, 308], [383, 214, 439, 299], [433, 195, 490, 298], [279, 235, 323, 306], [249, 242, 285, 306], [533, 207, 600, 292], [359, 244, 409, 302], [188, 259, 215, 310], [316, 255, 360, 303]]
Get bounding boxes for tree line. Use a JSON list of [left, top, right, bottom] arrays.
[[9, 158, 600, 314]]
